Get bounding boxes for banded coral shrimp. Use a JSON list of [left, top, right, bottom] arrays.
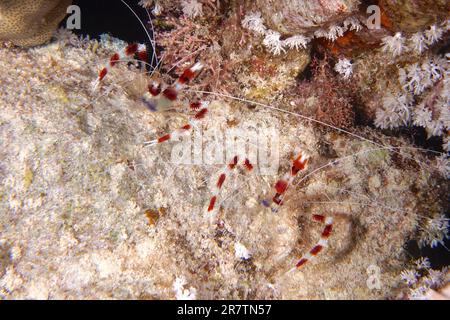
[[89, 1, 449, 298]]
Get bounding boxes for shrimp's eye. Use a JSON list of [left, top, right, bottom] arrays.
[[148, 83, 161, 96]]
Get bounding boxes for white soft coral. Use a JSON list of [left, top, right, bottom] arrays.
[[173, 276, 197, 300], [334, 58, 353, 79], [263, 30, 285, 55], [242, 11, 267, 35], [412, 106, 432, 127], [181, 0, 203, 19], [325, 25, 345, 41], [343, 17, 362, 32], [401, 270, 420, 286], [283, 35, 309, 50], [374, 92, 411, 129], [234, 242, 251, 260], [409, 32, 428, 54], [382, 32, 406, 57], [419, 214, 450, 248], [424, 25, 444, 45]]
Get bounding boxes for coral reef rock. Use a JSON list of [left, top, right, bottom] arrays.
[[0, 33, 447, 299]]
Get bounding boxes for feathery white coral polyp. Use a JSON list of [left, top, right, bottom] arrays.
[[414, 257, 431, 270], [344, 17, 362, 32], [419, 215, 450, 248], [151, 1, 162, 16], [181, 0, 203, 19], [173, 276, 197, 300], [283, 35, 309, 50], [382, 32, 405, 57], [325, 25, 345, 41], [263, 30, 285, 55], [409, 32, 428, 53], [400, 269, 419, 286], [334, 58, 353, 79], [412, 106, 432, 127], [374, 92, 411, 129], [242, 12, 267, 35], [425, 25, 443, 45]]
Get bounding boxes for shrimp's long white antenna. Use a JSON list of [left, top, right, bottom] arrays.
[[186, 89, 445, 172], [188, 90, 385, 148], [120, 0, 157, 63], [166, 45, 207, 75], [143, 4, 159, 67]]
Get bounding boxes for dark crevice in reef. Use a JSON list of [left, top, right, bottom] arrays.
[[365, 124, 445, 156], [296, 46, 325, 82], [61, 0, 158, 69], [60, 0, 152, 43], [404, 127, 445, 155], [406, 236, 450, 270]]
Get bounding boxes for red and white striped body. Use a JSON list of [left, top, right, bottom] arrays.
[[93, 43, 206, 146], [141, 62, 204, 113], [93, 42, 335, 273], [262, 149, 309, 212], [144, 100, 209, 147]]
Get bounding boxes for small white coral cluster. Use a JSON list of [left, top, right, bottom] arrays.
[[334, 58, 353, 79], [234, 242, 251, 260], [382, 23, 447, 57], [181, 0, 203, 19], [399, 257, 448, 300], [242, 11, 362, 55], [173, 276, 197, 300], [138, 0, 162, 15], [418, 215, 450, 249], [375, 54, 449, 151]]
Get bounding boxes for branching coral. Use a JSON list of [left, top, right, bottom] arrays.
[[334, 57, 353, 79], [293, 58, 356, 130], [181, 0, 203, 19]]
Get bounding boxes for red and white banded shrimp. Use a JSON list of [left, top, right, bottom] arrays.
[[91, 1, 449, 276]]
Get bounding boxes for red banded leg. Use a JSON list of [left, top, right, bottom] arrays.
[[144, 101, 209, 147], [207, 156, 254, 214], [94, 43, 147, 90], [288, 214, 334, 272], [141, 62, 203, 112]]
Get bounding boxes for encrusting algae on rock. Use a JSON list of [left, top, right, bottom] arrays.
[[0, 0, 448, 300]]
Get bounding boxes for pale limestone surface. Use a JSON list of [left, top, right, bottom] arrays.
[[0, 34, 446, 299]]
